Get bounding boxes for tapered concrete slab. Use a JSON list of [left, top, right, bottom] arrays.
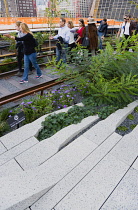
[[0, 159, 23, 177], [15, 115, 98, 170], [83, 101, 138, 145], [0, 137, 38, 166], [110, 125, 138, 166], [31, 133, 122, 210], [0, 134, 96, 210], [54, 154, 128, 210], [0, 142, 7, 155], [101, 168, 138, 210]]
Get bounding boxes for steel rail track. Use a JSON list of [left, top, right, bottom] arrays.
[[0, 78, 64, 106]]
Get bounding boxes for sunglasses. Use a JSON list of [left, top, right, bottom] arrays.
[[124, 18, 129, 20]]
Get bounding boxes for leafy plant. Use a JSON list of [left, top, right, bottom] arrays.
[[130, 124, 137, 130], [127, 114, 134, 120], [37, 105, 96, 141], [134, 106, 138, 112], [117, 126, 128, 131]]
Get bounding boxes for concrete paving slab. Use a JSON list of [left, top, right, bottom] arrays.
[[0, 134, 96, 210], [83, 101, 138, 145], [132, 158, 138, 171], [15, 115, 98, 170], [0, 137, 38, 166], [110, 125, 138, 166], [54, 154, 128, 210], [0, 142, 7, 155], [100, 168, 138, 210], [0, 124, 39, 150], [15, 139, 58, 170], [31, 133, 122, 210], [0, 159, 23, 177]]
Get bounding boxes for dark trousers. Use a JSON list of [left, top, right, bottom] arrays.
[[17, 48, 32, 72]]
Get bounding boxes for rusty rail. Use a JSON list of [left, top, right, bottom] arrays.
[[0, 78, 65, 106]]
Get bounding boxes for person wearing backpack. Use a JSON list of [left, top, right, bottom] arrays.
[[15, 21, 33, 77], [83, 18, 98, 55], [4, 23, 42, 83]]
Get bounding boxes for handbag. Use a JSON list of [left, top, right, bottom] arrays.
[[82, 26, 90, 47], [82, 36, 90, 47]]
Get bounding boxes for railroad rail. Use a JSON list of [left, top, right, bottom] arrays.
[[0, 78, 64, 106]]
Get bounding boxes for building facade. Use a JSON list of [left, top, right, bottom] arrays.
[[0, 0, 37, 17]]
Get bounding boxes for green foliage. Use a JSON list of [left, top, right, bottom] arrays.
[[52, 36, 138, 106], [97, 105, 118, 119], [37, 105, 96, 141], [130, 124, 137, 130], [0, 57, 17, 73], [127, 114, 134, 120], [134, 106, 138, 112], [2, 33, 16, 51], [18, 95, 53, 124], [0, 121, 10, 136], [117, 126, 128, 131]]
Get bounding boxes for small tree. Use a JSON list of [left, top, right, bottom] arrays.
[[44, 0, 69, 48]]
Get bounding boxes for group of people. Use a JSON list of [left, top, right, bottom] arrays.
[[3, 15, 137, 84], [50, 17, 108, 63]]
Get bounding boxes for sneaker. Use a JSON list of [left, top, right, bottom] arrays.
[[35, 75, 43, 79], [19, 80, 28, 84]]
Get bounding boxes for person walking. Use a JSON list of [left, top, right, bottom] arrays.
[[67, 20, 76, 50], [4, 23, 42, 84], [75, 19, 85, 44], [97, 18, 108, 49], [83, 18, 98, 55], [117, 15, 137, 39], [49, 17, 70, 63], [15, 21, 33, 77]]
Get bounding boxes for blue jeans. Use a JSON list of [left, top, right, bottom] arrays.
[[23, 52, 42, 81], [98, 32, 104, 49], [56, 43, 68, 63]]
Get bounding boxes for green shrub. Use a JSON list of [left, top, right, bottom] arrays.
[[37, 105, 96, 141], [127, 114, 134, 120]]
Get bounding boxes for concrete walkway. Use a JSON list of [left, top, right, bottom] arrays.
[[0, 101, 138, 210]]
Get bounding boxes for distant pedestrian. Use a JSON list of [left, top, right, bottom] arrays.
[[15, 21, 33, 77], [4, 23, 42, 84], [117, 15, 137, 39], [49, 17, 70, 63], [67, 20, 76, 50], [97, 18, 108, 49], [84, 18, 98, 55], [75, 19, 85, 44]]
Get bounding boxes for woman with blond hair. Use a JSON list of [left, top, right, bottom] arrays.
[[15, 21, 33, 77], [4, 22, 42, 84], [67, 20, 76, 50]]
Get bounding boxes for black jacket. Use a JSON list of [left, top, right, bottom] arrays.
[[15, 33, 36, 55], [97, 20, 108, 37]]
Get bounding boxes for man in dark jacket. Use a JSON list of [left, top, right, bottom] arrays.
[[97, 18, 108, 49]]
